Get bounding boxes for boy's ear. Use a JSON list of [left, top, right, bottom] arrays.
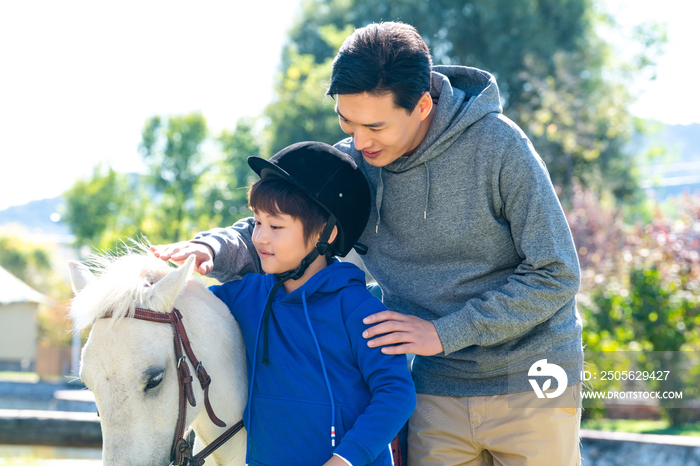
[[315, 225, 338, 252]]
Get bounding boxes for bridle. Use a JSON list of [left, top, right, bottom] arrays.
[[102, 307, 244, 466]]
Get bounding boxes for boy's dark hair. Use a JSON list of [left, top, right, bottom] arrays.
[[248, 176, 331, 249], [327, 21, 432, 113]]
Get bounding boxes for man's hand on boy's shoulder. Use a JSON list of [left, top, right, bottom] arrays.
[[362, 311, 443, 356], [151, 241, 215, 275]]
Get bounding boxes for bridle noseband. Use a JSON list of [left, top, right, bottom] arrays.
[[102, 307, 244, 466]]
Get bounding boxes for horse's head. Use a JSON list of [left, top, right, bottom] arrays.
[[69, 250, 247, 466]]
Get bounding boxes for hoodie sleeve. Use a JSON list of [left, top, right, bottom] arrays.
[[334, 295, 416, 465], [190, 217, 263, 283], [208, 278, 248, 317], [432, 137, 581, 354]]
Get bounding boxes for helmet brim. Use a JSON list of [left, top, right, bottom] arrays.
[[248, 156, 332, 214]]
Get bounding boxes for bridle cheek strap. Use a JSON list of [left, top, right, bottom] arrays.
[[171, 309, 226, 427], [102, 307, 240, 465]]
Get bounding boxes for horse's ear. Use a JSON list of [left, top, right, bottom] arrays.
[[149, 255, 196, 311], [69, 261, 96, 294]]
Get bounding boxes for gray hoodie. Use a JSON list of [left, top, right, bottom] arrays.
[[194, 66, 583, 396]]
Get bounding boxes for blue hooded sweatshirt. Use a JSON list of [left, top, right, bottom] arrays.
[[210, 259, 416, 466]]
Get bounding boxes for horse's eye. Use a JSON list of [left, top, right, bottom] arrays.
[[146, 372, 164, 391]]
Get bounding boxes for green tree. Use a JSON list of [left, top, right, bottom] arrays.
[[139, 113, 208, 242], [63, 113, 261, 250], [0, 233, 54, 294], [63, 166, 145, 250], [0, 231, 74, 347], [264, 25, 352, 156], [569, 184, 700, 425], [196, 118, 262, 227], [266, 0, 666, 203]]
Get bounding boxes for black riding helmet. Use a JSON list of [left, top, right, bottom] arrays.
[[247, 141, 372, 366], [247, 141, 371, 258]]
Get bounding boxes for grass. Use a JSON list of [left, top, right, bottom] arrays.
[[0, 372, 39, 383], [582, 418, 700, 437], [0, 447, 101, 465], [0, 461, 100, 465]]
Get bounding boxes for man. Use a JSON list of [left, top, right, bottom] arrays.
[[153, 22, 583, 466]]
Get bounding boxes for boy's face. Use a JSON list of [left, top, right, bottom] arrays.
[[252, 209, 316, 275], [336, 91, 433, 167]]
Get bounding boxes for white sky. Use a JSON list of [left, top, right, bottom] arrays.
[[0, 1, 300, 211], [1, 0, 698, 211], [605, 0, 700, 125]]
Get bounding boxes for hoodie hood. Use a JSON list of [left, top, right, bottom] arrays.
[[257, 259, 366, 366], [355, 66, 503, 231], [383, 66, 503, 173], [267, 259, 367, 303]]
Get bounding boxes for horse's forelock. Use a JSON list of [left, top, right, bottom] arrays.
[[69, 250, 173, 331]]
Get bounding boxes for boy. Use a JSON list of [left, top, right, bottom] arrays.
[[208, 141, 416, 466]]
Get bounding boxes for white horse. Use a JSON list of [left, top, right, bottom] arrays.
[[69, 250, 247, 466]]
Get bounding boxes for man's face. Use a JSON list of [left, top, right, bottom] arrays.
[[336, 92, 430, 167]]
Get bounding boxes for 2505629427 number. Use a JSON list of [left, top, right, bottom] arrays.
[[600, 371, 670, 381]]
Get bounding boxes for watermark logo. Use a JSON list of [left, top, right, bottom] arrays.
[[528, 359, 568, 398]]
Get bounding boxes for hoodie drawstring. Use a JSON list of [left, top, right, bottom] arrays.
[[261, 279, 287, 366], [260, 215, 337, 367], [374, 163, 430, 232], [244, 294, 269, 465], [423, 163, 430, 220], [374, 167, 384, 234], [302, 291, 337, 447]]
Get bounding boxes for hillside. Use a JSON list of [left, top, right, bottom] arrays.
[[0, 197, 72, 240], [640, 123, 700, 197], [661, 123, 700, 162]]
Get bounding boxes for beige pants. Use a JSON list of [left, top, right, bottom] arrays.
[[408, 384, 581, 466]]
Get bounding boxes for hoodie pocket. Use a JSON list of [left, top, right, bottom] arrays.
[[247, 394, 346, 466]]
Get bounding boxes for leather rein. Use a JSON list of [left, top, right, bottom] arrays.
[[102, 307, 244, 466]]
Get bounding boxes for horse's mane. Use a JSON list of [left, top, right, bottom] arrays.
[[69, 242, 176, 331]]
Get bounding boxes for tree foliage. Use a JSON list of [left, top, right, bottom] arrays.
[[568, 184, 700, 425], [139, 113, 209, 243], [63, 166, 146, 250], [265, 0, 666, 203], [568, 184, 700, 354], [197, 118, 261, 226], [0, 230, 74, 346], [63, 114, 261, 251], [264, 25, 352, 156], [0, 232, 56, 294]]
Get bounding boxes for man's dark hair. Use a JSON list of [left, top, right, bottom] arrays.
[[327, 21, 432, 113], [248, 176, 330, 248]]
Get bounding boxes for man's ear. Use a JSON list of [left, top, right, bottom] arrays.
[[416, 91, 433, 121]]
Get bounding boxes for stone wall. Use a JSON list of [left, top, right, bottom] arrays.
[[581, 429, 700, 466]]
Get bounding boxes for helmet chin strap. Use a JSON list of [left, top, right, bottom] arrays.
[[261, 215, 337, 366]]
